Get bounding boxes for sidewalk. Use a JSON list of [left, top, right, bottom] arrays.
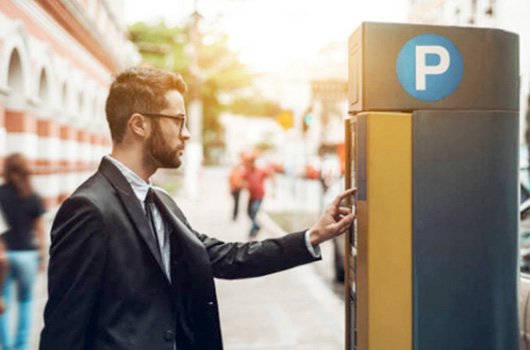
[[175, 166, 345, 350]]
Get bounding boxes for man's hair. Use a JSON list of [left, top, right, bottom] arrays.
[[105, 67, 187, 143]]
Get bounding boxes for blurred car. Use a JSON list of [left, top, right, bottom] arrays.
[[521, 199, 530, 272], [521, 145, 530, 204], [520, 198, 530, 349], [518, 146, 530, 349], [305, 164, 321, 180], [305, 156, 321, 180]]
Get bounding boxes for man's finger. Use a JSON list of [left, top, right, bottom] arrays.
[[338, 207, 352, 215], [337, 212, 355, 231], [335, 208, 352, 221], [331, 188, 357, 207], [329, 212, 355, 233]]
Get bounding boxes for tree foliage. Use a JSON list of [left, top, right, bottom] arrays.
[[227, 97, 282, 117]]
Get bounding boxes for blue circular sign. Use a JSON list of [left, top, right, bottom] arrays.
[[396, 34, 463, 102]]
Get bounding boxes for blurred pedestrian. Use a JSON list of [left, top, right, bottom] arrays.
[[39, 67, 355, 350], [0, 153, 46, 350], [0, 205, 11, 315], [228, 157, 245, 221], [242, 154, 273, 237], [0, 242, 8, 315]]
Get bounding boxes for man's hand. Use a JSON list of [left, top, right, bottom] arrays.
[[309, 188, 356, 246]]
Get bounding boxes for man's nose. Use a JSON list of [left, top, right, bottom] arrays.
[[181, 125, 191, 140]]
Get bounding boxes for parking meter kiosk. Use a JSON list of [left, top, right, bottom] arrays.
[[345, 22, 519, 350]]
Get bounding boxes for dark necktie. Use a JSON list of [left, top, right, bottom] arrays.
[[145, 189, 176, 349], [144, 188, 160, 249]]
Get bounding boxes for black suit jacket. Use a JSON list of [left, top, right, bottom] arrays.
[[39, 158, 319, 350]]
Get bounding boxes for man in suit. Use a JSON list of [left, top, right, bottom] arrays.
[[39, 67, 355, 350]]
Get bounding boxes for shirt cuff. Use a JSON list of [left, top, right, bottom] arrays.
[[304, 229, 321, 258]]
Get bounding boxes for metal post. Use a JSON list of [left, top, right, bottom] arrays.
[[184, 3, 203, 199]]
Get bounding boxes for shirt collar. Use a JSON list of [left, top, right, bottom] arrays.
[[104, 155, 151, 203]]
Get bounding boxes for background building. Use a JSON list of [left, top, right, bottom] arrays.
[[0, 0, 138, 208], [307, 80, 348, 153]]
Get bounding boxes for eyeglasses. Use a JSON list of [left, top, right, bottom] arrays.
[[140, 112, 187, 135]]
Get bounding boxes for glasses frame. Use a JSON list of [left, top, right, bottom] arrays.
[[139, 112, 187, 135]]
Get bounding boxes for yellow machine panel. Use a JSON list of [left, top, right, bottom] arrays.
[[350, 112, 412, 350]]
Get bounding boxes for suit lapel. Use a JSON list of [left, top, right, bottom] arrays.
[[152, 190, 204, 250], [98, 158, 167, 282], [153, 188, 219, 306]]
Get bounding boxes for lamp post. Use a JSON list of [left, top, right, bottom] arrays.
[[184, 1, 203, 199]]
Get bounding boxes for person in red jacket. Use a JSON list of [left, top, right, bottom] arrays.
[[228, 160, 245, 221], [242, 155, 273, 237]]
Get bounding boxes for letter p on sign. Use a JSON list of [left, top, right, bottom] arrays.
[[415, 46, 450, 91], [396, 34, 463, 102]]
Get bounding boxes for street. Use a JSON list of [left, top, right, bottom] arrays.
[[26, 166, 345, 349]]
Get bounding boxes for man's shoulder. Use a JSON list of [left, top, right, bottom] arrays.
[[62, 172, 116, 210], [75, 171, 112, 193]]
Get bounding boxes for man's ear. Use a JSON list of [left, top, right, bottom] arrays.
[[128, 113, 149, 138]]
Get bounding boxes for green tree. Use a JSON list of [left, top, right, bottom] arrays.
[[227, 97, 282, 117], [129, 22, 188, 72]]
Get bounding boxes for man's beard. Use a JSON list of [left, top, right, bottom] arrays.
[[144, 120, 182, 169]]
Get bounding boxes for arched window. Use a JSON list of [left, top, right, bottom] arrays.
[[77, 92, 83, 118], [6, 49, 26, 109], [38, 69, 51, 108], [65, 83, 76, 116], [61, 82, 67, 110], [88, 94, 97, 121]]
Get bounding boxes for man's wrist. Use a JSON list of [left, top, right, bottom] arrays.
[[304, 230, 321, 258], [309, 228, 323, 246]]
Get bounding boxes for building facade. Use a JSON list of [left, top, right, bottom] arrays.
[[308, 79, 348, 152], [408, 0, 530, 144], [0, 0, 137, 208]]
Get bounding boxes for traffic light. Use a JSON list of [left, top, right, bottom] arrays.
[[303, 111, 313, 133]]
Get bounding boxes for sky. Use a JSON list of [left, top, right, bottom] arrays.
[[124, 0, 409, 73]]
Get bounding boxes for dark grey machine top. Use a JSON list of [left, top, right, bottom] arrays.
[[348, 22, 519, 113]]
